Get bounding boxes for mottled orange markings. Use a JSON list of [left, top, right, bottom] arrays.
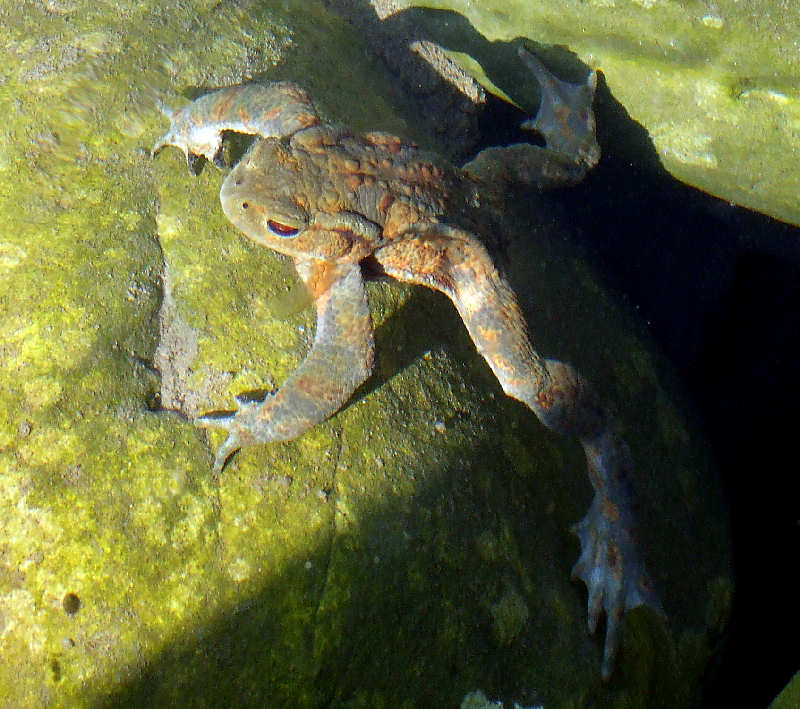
[[261, 106, 282, 122], [602, 497, 621, 523]]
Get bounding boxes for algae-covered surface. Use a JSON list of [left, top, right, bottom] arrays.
[[388, 0, 800, 227], [1, 1, 730, 707], [769, 671, 800, 709]]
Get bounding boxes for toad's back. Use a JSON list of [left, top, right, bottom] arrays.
[[285, 125, 476, 228]]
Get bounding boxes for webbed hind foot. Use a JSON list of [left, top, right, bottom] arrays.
[[518, 46, 600, 169], [571, 487, 665, 679], [463, 48, 600, 188]]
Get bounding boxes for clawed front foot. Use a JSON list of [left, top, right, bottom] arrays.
[[571, 494, 664, 679], [196, 399, 262, 472]]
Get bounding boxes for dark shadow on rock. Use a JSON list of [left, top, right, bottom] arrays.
[[319, 4, 800, 703], [321, 3, 603, 163], [90, 402, 576, 707], [500, 61, 800, 708], [359, 286, 471, 401], [93, 400, 694, 708], [514, 44, 800, 709]]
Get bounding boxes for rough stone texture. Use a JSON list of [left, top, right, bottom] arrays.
[[372, 0, 800, 226], [0, 1, 730, 707], [323, 0, 487, 160]]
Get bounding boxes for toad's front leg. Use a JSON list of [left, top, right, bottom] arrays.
[[152, 82, 320, 172], [198, 261, 374, 471]]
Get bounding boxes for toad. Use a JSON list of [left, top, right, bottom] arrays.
[[152, 48, 662, 679]]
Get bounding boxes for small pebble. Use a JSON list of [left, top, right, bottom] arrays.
[[62, 592, 81, 616]]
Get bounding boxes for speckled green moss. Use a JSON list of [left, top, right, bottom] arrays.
[[392, 0, 800, 226], [1, 1, 730, 707], [0, 1, 299, 704]]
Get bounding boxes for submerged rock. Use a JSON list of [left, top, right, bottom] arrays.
[[0, 2, 730, 707]]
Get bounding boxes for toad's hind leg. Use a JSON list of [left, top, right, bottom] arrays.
[[198, 261, 374, 472], [375, 227, 662, 679], [463, 48, 600, 190]]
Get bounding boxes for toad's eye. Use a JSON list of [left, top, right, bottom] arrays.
[[267, 219, 300, 238]]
